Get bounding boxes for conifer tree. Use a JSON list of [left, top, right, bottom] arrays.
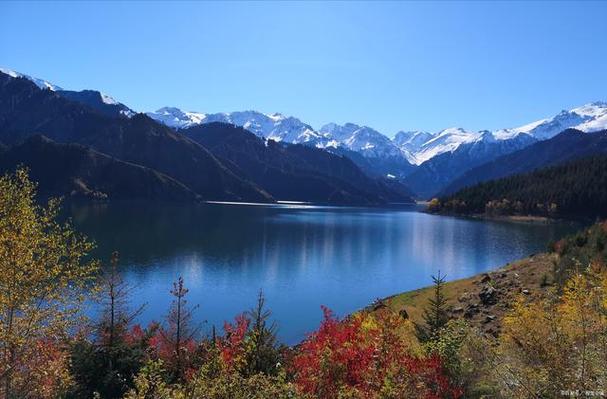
[[245, 290, 280, 376], [100, 251, 144, 363], [415, 271, 450, 343], [160, 276, 199, 381], [70, 252, 147, 398]]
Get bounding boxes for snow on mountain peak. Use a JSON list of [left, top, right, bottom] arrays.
[[319, 122, 365, 142], [146, 107, 207, 129], [493, 101, 607, 141], [0, 67, 63, 91], [408, 127, 480, 165], [572, 101, 607, 117], [100, 92, 119, 105], [319, 123, 403, 159], [398, 101, 607, 164], [393, 130, 434, 145], [267, 112, 286, 122], [147, 108, 322, 144], [573, 102, 607, 133]]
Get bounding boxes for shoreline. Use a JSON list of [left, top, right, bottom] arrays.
[[360, 251, 559, 339], [425, 209, 577, 225], [468, 213, 554, 224]]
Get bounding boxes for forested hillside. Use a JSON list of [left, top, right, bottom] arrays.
[[429, 154, 607, 218], [0, 135, 197, 201], [442, 129, 607, 196], [0, 72, 273, 202], [184, 122, 414, 205]]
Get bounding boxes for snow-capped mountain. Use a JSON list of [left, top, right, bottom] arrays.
[[494, 101, 607, 140], [404, 132, 537, 198], [1, 67, 134, 118], [319, 123, 361, 142], [319, 123, 403, 159], [390, 102, 607, 165], [393, 131, 434, 152], [58, 89, 135, 118], [146, 107, 206, 129], [404, 127, 480, 165], [397, 102, 607, 197], [219, 111, 321, 144], [150, 108, 412, 162], [317, 122, 416, 179], [0, 67, 63, 91], [147, 108, 323, 144]]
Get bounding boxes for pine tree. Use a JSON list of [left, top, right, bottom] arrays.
[[415, 271, 450, 343], [245, 290, 280, 376], [71, 252, 147, 398], [100, 251, 144, 362], [160, 276, 199, 381]]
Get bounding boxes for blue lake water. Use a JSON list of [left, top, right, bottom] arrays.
[[68, 201, 578, 344]]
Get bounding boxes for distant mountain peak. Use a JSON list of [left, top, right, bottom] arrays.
[[147, 107, 206, 129], [0, 67, 63, 91], [147, 108, 322, 144], [0, 68, 135, 118]]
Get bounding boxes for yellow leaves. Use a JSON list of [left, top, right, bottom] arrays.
[[0, 168, 99, 398], [426, 198, 441, 212], [601, 273, 607, 311], [126, 359, 304, 399], [495, 268, 607, 398], [359, 313, 378, 332], [125, 360, 187, 399]]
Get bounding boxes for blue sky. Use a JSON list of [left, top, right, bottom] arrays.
[[1, 1, 606, 136]]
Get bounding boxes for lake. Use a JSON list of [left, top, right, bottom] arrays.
[[67, 201, 578, 345]]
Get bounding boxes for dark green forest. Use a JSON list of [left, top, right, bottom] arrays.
[[429, 154, 607, 218]]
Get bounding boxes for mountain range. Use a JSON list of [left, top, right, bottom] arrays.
[[144, 95, 607, 198], [2, 66, 607, 201], [146, 102, 607, 160], [0, 68, 412, 205]]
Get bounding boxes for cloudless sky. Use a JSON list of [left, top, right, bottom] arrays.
[[1, 1, 606, 135]]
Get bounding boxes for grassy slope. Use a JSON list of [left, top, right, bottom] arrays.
[[367, 253, 559, 337]]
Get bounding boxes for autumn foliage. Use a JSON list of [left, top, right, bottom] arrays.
[[494, 266, 607, 398], [217, 314, 250, 372], [292, 306, 461, 399], [0, 168, 98, 398]]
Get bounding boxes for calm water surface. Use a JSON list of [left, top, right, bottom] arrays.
[[68, 201, 578, 344]]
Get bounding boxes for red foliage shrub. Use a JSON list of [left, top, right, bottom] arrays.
[[148, 323, 199, 380], [124, 324, 146, 346], [292, 306, 462, 399], [217, 313, 250, 371]]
